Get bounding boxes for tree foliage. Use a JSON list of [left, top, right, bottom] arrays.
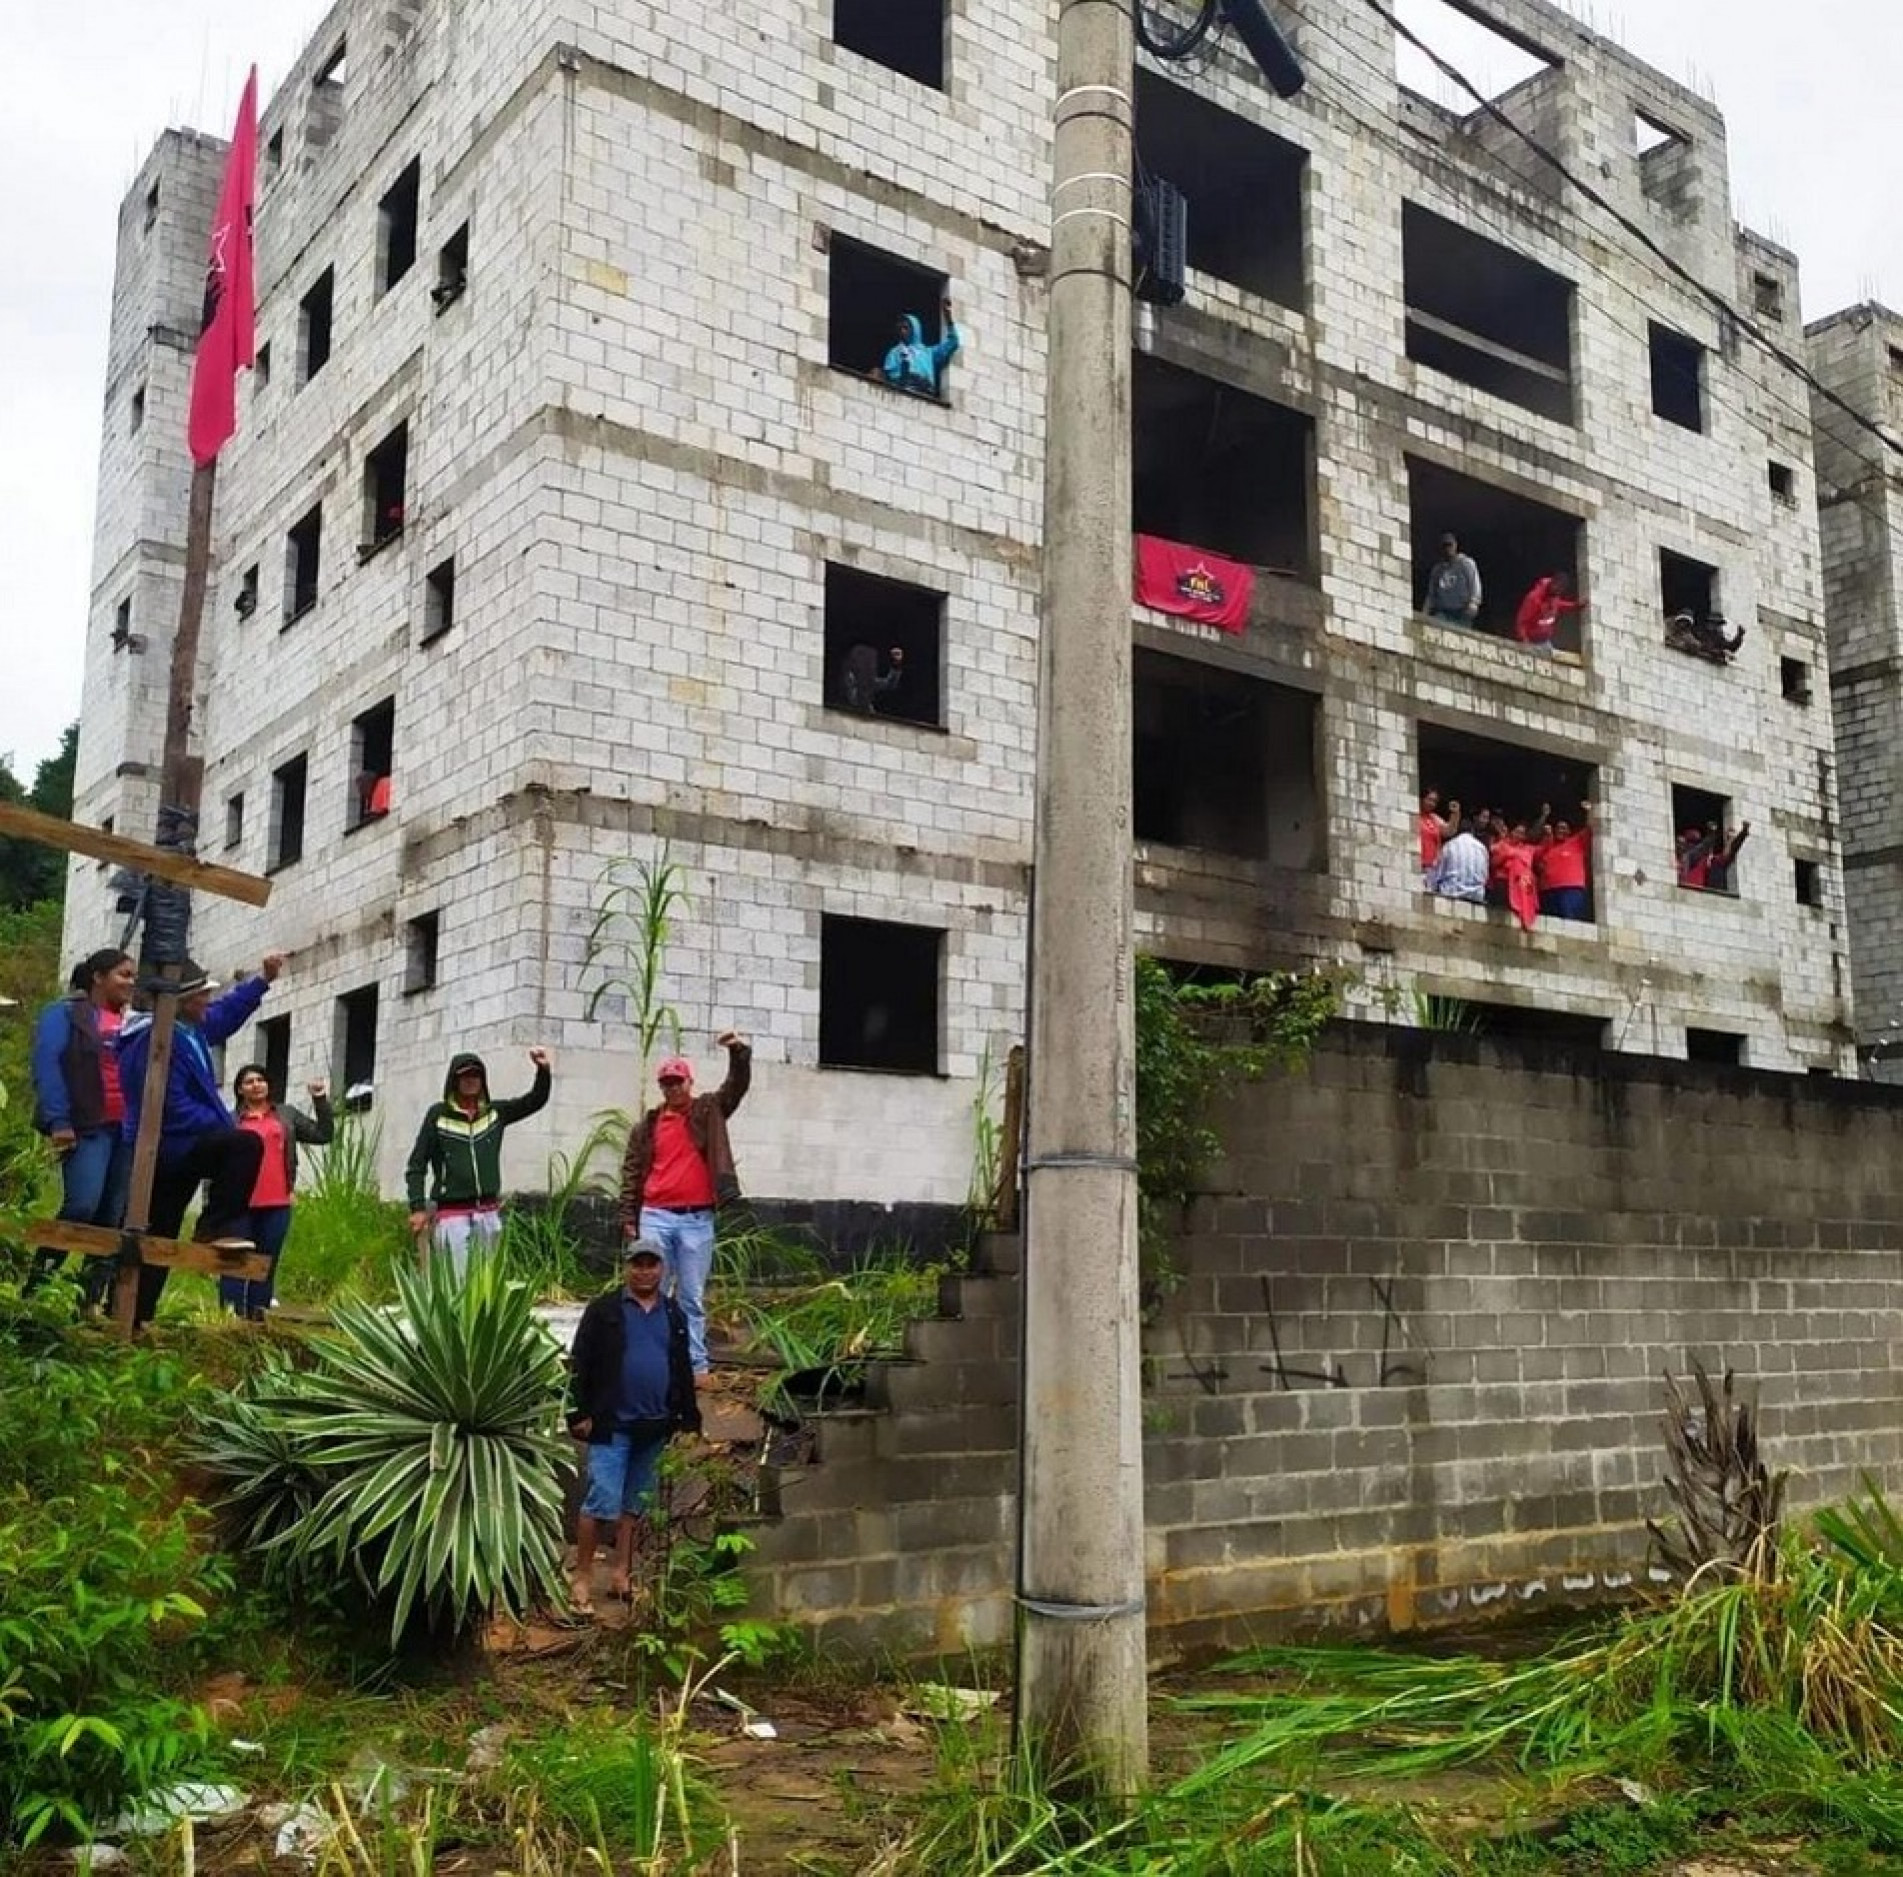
[[0, 722, 78, 913]]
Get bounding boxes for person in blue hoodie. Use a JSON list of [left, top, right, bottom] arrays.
[[879, 296, 961, 397], [116, 950, 286, 1325]]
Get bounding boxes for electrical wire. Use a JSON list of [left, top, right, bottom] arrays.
[[1134, 0, 1219, 62]]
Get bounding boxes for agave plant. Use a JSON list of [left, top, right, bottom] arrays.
[[203, 1256, 571, 1644]]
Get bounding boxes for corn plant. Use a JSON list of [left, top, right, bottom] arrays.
[[583, 846, 688, 1079]]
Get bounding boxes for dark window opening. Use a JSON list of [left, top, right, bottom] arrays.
[[404, 911, 440, 994], [255, 341, 271, 388], [1407, 456, 1584, 651], [1751, 272, 1784, 320], [1649, 323, 1705, 431], [378, 159, 421, 293], [1672, 783, 1743, 896], [98, 815, 113, 867], [423, 557, 456, 643], [224, 792, 244, 850], [1134, 650, 1320, 866], [1417, 721, 1598, 922], [1660, 548, 1737, 662], [143, 182, 160, 232], [832, 0, 944, 88], [820, 914, 942, 1074], [822, 564, 943, 728], [1133, 68, 1305, 308], [1890, 345, 1903, 378], [258, 1014, 290, 1102], [433, 223, 469, 312], [348, 697, 395, 831], [1768, 460, 1795, 503], [235, 563, 259, 620], [1133, 353, 1313, 575], [130, 386, 145, 433], [1781, 656, 1811, 703], [1403, 202, 1574, 423], [1454, 1003, 1609, 1051], [827, 235, 952, 397], [1685, 1027, 1743, 1066], [334, 984, 378, 1113], [111, 597, 133, 650], [285, 504, 322, 623], [1794, 859, 1823, 908], [265, 127, 284, 176], [360, 423, 408, 557], [269, 753, 308, 872], [316, 41, 348, 90], [299, 268, 335, 384]]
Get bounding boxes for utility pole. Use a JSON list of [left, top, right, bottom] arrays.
[[1017, 0, 1148, 1796]]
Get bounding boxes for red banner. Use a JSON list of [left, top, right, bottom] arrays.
[[1133, 535, 1253, 633], [187, 68, 259, 467]]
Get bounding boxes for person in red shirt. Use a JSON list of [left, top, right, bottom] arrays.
[[1533, 801, 1593, 920], [1514, 573, 1585, 654], [1418, 790, 1457, 886], [223, 1066, 334, 1319], [618, 1033, 752, 1384], [1489, 821, 1541, 932]]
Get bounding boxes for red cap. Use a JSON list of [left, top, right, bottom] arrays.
[[656, 1056, 694, 1084]]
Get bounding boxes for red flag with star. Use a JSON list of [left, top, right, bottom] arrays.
[[187, 67, 260, 467]]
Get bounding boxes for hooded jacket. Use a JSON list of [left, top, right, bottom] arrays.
[[618, 1040, 751, 1230], [880, 313, 960, 395], [117, 977, 271, 1155], [404, 1053, 551, 1210]]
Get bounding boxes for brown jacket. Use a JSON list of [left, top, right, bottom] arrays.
[[618, 1042, 751, 1228]]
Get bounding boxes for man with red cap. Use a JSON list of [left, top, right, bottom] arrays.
[[617, 1031, 751, 1384]]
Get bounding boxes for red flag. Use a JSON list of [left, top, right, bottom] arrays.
[[1133, 535, 1254, 633], [187, 68, 260, 467]]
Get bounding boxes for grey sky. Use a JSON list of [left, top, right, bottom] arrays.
[[2, 0, 1897, 778]]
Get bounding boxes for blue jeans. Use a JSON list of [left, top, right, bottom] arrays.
[[29, 1127, 132, 1305], [580, 1428, 670, 1520], [220, 1204, 292, 1318], [1541, 886, 1590, 922], [640, 1206, 716, 1373]]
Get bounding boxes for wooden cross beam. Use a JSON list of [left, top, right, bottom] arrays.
[[21, 1220, 271, 1284], [0, 800, 271, 906]]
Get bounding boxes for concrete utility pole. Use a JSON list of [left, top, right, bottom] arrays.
[[1017, 0, 1149, 1796]]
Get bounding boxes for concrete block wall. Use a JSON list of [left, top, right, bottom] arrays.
[[744, 1026, 1903, 1658]]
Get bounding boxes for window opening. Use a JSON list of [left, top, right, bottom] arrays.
[[258, 1014, 290, 1100], [1751, 272, 1784, 320], [1660, 549, 1737, 663], [1649, 323, 1705, 431], [423, 557, 456, 643], [1391, 0, 1558, 111], [822, 565, 944, 727], [285, 504, 322, 623], [819, 915, 942, 1074], [1780, 656, 1811, 703], [827, 236, 956, 399], [334, 983, 379, 1112], [1133, 353, 1314, 574], [269, 753, 308, 871], [1685, 1028, 1743, 1066], [1403, 203, 1574, 422], [111, 597, 133, 650], [265, 127, 284, 176], [1794, 858, 1822, 908], [235, 564, 259, 620], [299, 268, 335, 383], [832, 0, 944, 88], [224, 792, 244, 850], [130, 386, 145, 433], [404, 911, 440, 994], [348, 698, 396, 830], [378, 159, 421, 293], [433, 223, 469, 312], [360, 423, 409, 558], [1768, 460, 1795, 503], [255, 341, 271, 388], [144, 182, 161, 233], [1671, 783, 1746, 895]]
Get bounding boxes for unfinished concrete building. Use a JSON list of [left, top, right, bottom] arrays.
[[66, 0, 1852, 1220]]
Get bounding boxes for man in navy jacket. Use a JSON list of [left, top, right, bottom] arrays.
[[116, 951, 286, 1324]]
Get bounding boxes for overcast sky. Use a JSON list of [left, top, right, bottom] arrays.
[[2, 0, 1898, 779]]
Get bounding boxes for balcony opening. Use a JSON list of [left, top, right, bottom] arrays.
[[235, 564, 259, 620], [820, 914, 942, 1074], [347, 697, 395, 831], [224, 791, 244, 851], [1685, 1027, 1743, 1066], [422, 556, 456, 644], [360, 422, 408, 558], [1132, 68, 1305, 309], [377, 158, 421, 294], [433, 223, 469, 313], [269, 753, 308, 872], [1649, 323, 1705, 431], [334, 983, 379, 1113], [832, 0, 943, 89], [1417, 721, 1598, 922], [1780, 655, 1811, 704], [1768, 460, 1795, 504], [1672, 783, 1746, 896], [285, 504, 322, 623], [1391, 0, 1557, 112], [404, 911, 440, 993], [257, 1014, 290, 1102], [1635, 111, 1695, 216], [298, 268, 335, 384], [1133, 649, 1320, 866], [1660, 548, 1738, 663], [1450, 1002, 1608, 1051], [1794, 858, 1823, 908], [827, 235, 954, 399], [1403, 202, 1574, 422], [1406, 457, 1584, 651], [822, 564, 943, 728], [1133, 353, 1313, 575]]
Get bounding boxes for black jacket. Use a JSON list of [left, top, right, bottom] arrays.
[[566, 1288, 702, 1447]]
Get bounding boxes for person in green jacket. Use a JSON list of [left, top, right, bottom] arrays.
[[404, 1048, 552, 1279]]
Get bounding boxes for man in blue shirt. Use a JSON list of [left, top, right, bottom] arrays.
[[566, 1238, 701, 1616]]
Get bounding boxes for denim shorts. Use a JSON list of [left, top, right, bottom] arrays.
[[581, 1427, 670, 1520]]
